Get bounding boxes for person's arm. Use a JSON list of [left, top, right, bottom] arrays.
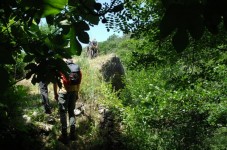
[[53, 83, 58, 101]]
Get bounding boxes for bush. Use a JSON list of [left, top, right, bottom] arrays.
[[119, 61, 227, 149]]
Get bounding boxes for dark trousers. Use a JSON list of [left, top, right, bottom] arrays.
[[58, 92, 78, 135], [39, 81, 51, 113]]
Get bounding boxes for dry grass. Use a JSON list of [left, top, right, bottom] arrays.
[[17, 78, 56, 102], [88, 53, 117, 70]]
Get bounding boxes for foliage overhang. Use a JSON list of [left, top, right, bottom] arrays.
[[0, 0, 124, 90], [122, 0, 227, 53]]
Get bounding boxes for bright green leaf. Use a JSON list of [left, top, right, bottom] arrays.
[[43, 0, 68, 9], [42, 4, 62, 17], [41, 0, 68, 17]]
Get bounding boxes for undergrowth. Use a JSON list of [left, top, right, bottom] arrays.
[[1, 51, 226, 150], [0, 54, 123, 150]]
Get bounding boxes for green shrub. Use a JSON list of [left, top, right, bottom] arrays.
[[119, 61, 227, 149]]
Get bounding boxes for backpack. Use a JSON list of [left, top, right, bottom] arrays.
[[67, 62, 81, 85]]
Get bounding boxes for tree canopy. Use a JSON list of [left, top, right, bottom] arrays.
[[122, 0, 227, 52], [1, 0, 227, 92], [0, 0, 124, 91]]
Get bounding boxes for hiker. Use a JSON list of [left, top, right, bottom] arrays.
[[53, 58, 82, 144], [87, 38, 98, 58], [39, 81, 51, 114], [90, 38, 98, 48], [38, 50, 54, 115]]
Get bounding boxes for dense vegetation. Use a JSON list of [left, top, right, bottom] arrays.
[[98, 34, 227, 149], [1, 0, 227, 149]]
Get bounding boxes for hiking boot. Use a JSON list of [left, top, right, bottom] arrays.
[[58, 134, 68, 145], [70, 125, 76, 141]]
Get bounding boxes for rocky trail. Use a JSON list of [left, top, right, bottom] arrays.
[[17, 54, 126, 150]]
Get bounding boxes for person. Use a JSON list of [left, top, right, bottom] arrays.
[[38, 50, 54, 115], [87, 38, 98, 58], [90, 38, 98, 47], [39, 81, 52, 114], [53, 58, 82, 144]]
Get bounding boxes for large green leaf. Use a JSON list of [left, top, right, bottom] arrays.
[[42, 5, 61, 17], [70, 26, 82, 55], [41, 0, 68, 17], [77, 21, 90, 31], [73, 21, 90, 44], [82, 14, 99, 25], [52, 34, 68, 46], [43, 0, 68, 10], [77, 31, 89, 44]]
